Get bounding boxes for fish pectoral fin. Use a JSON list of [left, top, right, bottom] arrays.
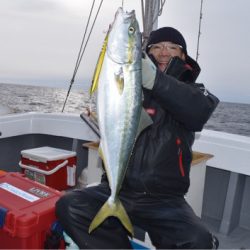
[[114, 68, 124, 95], [88, 198, 134, 236], [136, 108, 153, 138]]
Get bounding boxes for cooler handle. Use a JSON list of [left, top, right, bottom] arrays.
[[19, 160, 68, 175]]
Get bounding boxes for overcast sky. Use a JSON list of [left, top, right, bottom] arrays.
[[0, 0, 249, 104]]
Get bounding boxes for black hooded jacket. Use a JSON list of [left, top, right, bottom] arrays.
[[120, 56, 219, 196]]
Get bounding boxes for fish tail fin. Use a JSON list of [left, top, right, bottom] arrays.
[[88, 198, 134, 236]]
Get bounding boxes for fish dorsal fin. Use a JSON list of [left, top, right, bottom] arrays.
[[114, 67, 124, 95], [136, 108, 153, 138], [90, 33, 109, 95]]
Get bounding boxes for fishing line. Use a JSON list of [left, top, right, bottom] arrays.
[[62, 0, 104, 112], [74, 0, 104, 74], [74, 0, 96, 78], [62, 0, 96, 112]]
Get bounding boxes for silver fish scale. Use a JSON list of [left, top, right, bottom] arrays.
[[97, 10, 141, 201]]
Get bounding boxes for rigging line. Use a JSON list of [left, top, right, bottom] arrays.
[[75, 0, 103, 74], [158, 0, 166, 16], [62, 0, 96, 113], [72, 0, 96, 78], [196, 0, 204, 62], [62, 0, 103, 112], [151, 0, 167, 26]]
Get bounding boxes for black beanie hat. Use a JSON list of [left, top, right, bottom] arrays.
[[146, 27, 187, 55]]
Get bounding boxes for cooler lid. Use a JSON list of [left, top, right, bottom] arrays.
[[21, 146, 76, 162]]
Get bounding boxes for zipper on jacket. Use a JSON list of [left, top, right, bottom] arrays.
[[176, 138, 185, 177]]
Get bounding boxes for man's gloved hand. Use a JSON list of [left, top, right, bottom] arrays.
[[164, 56, 193, 81], [142, 53, 157, 90]]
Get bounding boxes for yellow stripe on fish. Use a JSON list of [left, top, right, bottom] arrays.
[[90, 33, 109, 95]]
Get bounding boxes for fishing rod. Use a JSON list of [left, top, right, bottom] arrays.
[[80, 112, 100, 138], [196, 0, 204, 62]]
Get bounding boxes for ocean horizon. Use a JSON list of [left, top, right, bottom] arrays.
[[1, 82, 250, 137]]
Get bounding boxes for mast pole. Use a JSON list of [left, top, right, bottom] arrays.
[[142, 0, 160, 50]]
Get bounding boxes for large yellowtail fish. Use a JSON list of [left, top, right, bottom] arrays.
[[89, 8, 144, 236]]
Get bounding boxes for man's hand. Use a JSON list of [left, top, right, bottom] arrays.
[[142, 53, 157, 90]]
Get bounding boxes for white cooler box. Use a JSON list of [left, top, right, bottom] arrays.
[[19, 146, 77, 190]]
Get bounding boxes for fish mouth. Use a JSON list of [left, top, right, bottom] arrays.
[[115, 7, 135, 20], [111, 8, 135, 32]]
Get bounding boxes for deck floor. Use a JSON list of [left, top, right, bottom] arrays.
[[203, 217, 250, 249]]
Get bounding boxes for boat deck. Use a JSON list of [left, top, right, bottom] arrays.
[[1, 113, 250, 249], [203, 217, 250, 249]]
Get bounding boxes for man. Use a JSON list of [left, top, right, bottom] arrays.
[[56, 27, 219, 249]]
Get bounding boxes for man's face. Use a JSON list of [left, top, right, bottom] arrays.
[[148, 41, 185, 72]]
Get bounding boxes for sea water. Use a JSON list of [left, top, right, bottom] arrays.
[[0, 83, 249, 137]]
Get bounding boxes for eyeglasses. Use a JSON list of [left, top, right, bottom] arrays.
[[148, 42, 183, 52]]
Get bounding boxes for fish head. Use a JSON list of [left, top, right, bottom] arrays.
[[107, 7, 141, 65]]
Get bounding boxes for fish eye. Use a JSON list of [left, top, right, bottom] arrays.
[[128, 26, 135, 34]]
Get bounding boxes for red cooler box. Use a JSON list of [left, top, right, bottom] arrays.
[[19, 146, 77, 190], [0, 172, 63, 249]]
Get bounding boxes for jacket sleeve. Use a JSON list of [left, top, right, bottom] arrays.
[[152, 70, 220, 131]]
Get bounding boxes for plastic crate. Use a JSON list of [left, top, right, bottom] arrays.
[[0, 172, 63, 249]]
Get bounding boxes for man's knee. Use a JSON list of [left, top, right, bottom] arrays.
[[55, 194, 71, 221]]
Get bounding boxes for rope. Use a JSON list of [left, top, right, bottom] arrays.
[[158, 0, 166, 15], [62, 0, 103, 112], [151, 0, 167, 27], [196, 0, 204, 62]]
